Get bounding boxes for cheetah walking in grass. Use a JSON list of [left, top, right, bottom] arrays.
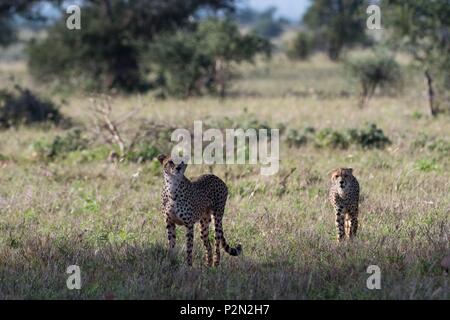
[[329, 168, 360, 242], [157, 154, 242, 266]]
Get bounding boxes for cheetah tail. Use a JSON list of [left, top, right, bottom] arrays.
[[221, 237, 242, 256]]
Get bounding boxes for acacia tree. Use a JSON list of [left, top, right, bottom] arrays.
[[197, 19, 271, 97], [384, 0, 450, 116], [28, 0, 236, 92], [149, 19, 270, 98], [303, 0, 369, 60]]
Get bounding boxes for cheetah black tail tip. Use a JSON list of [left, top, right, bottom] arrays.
[[227, 243, 242, 256]]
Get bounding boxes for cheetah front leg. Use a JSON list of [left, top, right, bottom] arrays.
[[335, 206, 345, 242], [200, 215, 213, 267], [186, 223, 194, 266], [348, 207, 359, 239], [344, 213, 351, 239], [166, 218, 176, 253]]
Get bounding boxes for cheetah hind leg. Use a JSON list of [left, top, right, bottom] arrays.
[[200, 215, 213, 267]]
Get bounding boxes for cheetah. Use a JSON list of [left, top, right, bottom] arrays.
[[329, 168, 360, 242], [157, 154, 242, 266]]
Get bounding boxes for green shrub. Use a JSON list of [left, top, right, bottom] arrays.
[[286, 128, 310, 147], [64, 146, 111, 164], [33, 128, 89, 160], [129, 121, 175, 158], [415, 159, 439, 172], [126, 143, 161, 163], [286, 124, 390, 150], [347, 123, 391, 149], [286, 32, 314, 61], [346, 52, 402, 108], [314, 128, 350, 149], [0, 86, 63, 128]]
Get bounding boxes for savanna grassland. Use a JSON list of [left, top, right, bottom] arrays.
[[0, 54, 449, 299]]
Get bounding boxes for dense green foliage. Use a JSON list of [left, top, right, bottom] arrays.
[[345, 52, 402, 107], [286, 123, 391, 149], [303, 0, 369, 60], [33, 128, 89, 160], [287, 32, 314, 60], [383, 0, 450, 114], [27, 0, 236, 92], [149, 19, 270, 98], [0, 86, 63, 128]]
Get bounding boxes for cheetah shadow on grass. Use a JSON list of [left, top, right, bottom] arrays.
[[0, 234, 311, 299], [1, 234, 447, 299]]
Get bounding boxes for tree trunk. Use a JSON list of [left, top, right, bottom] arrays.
[[215, 58, 226, 98], [424, 70, 437, 117], [358, 84, 373, 109], [358, 89, 368, 109]]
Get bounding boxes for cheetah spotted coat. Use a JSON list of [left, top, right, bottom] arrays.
[[329, 168, 360, 242], [158, 154, 242, 266]]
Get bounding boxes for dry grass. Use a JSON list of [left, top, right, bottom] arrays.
[[0, 55, 449, 299]]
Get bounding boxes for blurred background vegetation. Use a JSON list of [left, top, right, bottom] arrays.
[[0, 0, 449, 134], [0, 1, 448, 108]]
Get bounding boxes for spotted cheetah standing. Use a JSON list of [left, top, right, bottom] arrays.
[[157, 154, 242, 266], [329, 168, 360, 242]]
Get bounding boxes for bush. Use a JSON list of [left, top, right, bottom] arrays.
[[286, 128, 312, 147], [33, 128, 88, 160], [347, 123, 391, 149], [314, 128, 350, 149], [287, 32, 314, 61], [0, 86, 63, 128], [126, 143, 161, 163], [346, 52, 402, 108], [286, 124, 390, 150]]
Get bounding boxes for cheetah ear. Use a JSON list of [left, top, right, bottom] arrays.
[[329, 169, 338, 178], [157, 154, 168, 164], [347, 168, 353, 174]]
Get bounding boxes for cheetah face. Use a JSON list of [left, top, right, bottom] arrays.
[[331, 168, 353, 192], [157, 154, 187, 178]]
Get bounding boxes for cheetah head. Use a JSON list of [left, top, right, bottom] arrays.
[[157, 154, 187, 179], [331, 168, 353, 192]]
